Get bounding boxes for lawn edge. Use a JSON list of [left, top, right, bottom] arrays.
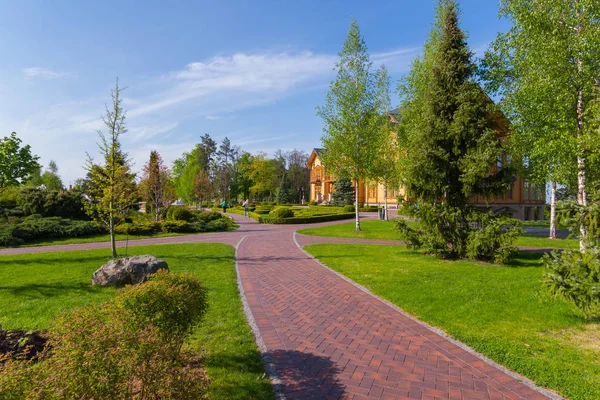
[[293, 232, 564, 400], [234, 235, 284, 400]]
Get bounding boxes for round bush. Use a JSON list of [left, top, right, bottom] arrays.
[[168, 206, 192, 221], [271, 207, 294, 219], [343, 204, 355, 212]]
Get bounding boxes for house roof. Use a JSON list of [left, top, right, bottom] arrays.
[[307, 148, 325, 167]]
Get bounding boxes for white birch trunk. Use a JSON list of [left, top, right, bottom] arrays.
[[549, 180, 556, 240], [384, 183, 389, 221], [355, 178, 361, 231]]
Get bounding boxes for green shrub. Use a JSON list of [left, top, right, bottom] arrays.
[[466, 214, 522, 264], [395, 203, 521, 263], [167, 206, 193, 221], [308, 200, 317, 206], [115, 220, 160, 235], [271, 207, 294, 218], [544, 247, 600, 319], [342, 204, 355, 213], [0, 216, 105, 246], [0, 271, 209, 399], [160, 220, 190, 233], [206, 219, 226, 231], [0, 187, 21, 209]]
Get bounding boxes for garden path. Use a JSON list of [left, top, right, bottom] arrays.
[[0, 215, 560, 399]]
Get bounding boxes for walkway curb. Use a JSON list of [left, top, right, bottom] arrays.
[[292, 231, 564, 400], [235, 235, 286, 400]]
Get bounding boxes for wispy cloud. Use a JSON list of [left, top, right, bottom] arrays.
[[23, 67, 69, 79], [205, 115, 222, 120]]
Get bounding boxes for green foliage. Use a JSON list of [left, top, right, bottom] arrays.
[[167, 205, 193, 221], [0, 216, 105, 246], [308, 200, 317, 206], [331, 178, 355, 206], [18, 188, 87, 219], [399, 1, 510, 208], [138, 151, 176, 221], [0, 271, 209, 399], [544, 247, 600, 319], [466, 213, 522, 264], [270, 207, 294, 219], [396, 203, 522, 263], [114, 220, 161, 235], [342, 204, 355, 212], [160, 220, 191, 233], [0, 132, 40, 188], [85, 80, 138, 258]]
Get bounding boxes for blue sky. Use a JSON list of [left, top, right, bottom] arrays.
[[0, 0, 510, 185]]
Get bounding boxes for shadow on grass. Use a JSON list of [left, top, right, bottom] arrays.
[[0, 282, 107, 298]]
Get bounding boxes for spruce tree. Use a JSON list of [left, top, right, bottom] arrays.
[[331, 178, 355, 206], [398, 0, 515, 260]]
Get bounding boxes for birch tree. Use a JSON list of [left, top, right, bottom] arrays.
[[317, 19, 381, 231], [482, 0, 600, 250], [372, 65, 401, 220]]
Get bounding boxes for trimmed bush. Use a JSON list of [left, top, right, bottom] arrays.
[[343, 204, 355, 213], [115, 220, 160, 235], [0, 271, 209, 399], [0, 216, 106, 246], [161, 220, 191, 233], [167, 206, 193, 221], [271, 207, 294, 218]]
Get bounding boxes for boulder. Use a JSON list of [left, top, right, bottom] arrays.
[[91, 255, 168, 287]]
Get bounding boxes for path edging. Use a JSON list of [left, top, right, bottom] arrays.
[[234, 236, 286, 400], [293, 231, 563, 400]]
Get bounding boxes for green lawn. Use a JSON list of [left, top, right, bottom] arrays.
[[297, 219, 579, 249], [0, 243, 273, 400], [305, 244, 600, 400]]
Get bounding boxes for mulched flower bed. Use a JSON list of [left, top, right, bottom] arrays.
[[0, 329, 48, 361]]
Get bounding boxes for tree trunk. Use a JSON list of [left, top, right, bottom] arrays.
[[549, 180, 556, 240], [577, 154, 588, 250], [384, 183, 389, 221], [109, 211, 117, 259], [355, 178, 361, 231]]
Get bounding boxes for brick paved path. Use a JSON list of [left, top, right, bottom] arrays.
[[0, 215, 559, 399]]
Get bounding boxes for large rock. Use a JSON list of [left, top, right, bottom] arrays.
[[91, 255, 168, 287]]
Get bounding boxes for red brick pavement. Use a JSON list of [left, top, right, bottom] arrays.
[[236, 219, 559, 400], [0, 214, 560, 399]]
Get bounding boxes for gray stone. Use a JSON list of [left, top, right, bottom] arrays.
[[91, 255, 168, 287]]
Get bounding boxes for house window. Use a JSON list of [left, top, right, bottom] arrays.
[[369, 185, 377, 198], [524, 181, 530, 201], [505, 184, 513, 200]]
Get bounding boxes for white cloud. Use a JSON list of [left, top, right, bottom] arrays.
[[23, 67, 68, 79], [8, 46, 420, 184]]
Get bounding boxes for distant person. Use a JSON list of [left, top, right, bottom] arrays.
[[242, 199, 249, 217], [221, 200, 227, 213]]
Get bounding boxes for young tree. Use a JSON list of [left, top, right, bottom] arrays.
[[85, 80, 137, 258], [317, 19, 382, 231], [192, 169, 212, 209], [286, 149, 310, 204], [481, 0, 600, 250], [248, 152, 278, 201], [372, 65, 402, 220], [41, 160, 64, 190], [139, 151, 175, 221], [0, 132, 40, 187]]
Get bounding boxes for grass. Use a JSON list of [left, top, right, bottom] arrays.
[[304, 244, 600, 400], [298, 219, 579, 249], [0, 243, 273, 400]]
